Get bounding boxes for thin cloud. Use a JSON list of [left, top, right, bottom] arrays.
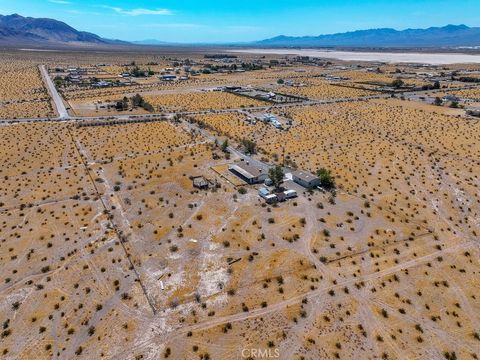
[[48, 0, 72, 4], [104, 6, 173, 16]]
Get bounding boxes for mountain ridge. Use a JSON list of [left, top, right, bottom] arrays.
[[0, 14, 478, 49], [0, 13, 127, 46], [257, 24, 480, 48]]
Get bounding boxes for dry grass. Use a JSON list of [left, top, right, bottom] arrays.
[[1, 50, 479, 360], [277, 82, 376, 99], [0, 60, 54, 118], [144, 92, 267, 112]]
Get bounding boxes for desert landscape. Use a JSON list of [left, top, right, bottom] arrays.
[[0, 46, 479, 360], [0, 53, 55, 119]]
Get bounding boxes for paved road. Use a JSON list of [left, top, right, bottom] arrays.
[[2, 78, 478, 125], [0, 90, 389, 124], [39, 65, 70, 119]]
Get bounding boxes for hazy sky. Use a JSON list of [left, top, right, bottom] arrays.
[[1, 0, 480, 43]]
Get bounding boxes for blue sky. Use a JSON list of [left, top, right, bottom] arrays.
[[1, 0, 480, 43]]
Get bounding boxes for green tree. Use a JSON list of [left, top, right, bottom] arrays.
[[317, 168, 335, 189], [131, 94, 144, 107], [391, 79, 404, 88], [268, 165, 284, 191], [277, 79, 284, 84], [241, 139, 257, 154], [221, 139, 229, 152], [434, 97, 443, 106], [143, 102, 154, 112], [122, 97, 129, 110], [433, 81, 440, 89], [449, 101, 459, 108], [131, 66, 142, 77], [54, 76, 63, 87]]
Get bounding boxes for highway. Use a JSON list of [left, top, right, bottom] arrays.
[[39, 64, 70, 119]]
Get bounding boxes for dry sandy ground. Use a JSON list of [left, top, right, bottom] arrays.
[[0, 50, 479, 360], [0, 57, 54, 119]]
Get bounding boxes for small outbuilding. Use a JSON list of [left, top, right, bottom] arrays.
[[161, 75, 177, 81], [292, 170, 321, 189], [192, 176, 210, 190], [443, 95, 460, 102]]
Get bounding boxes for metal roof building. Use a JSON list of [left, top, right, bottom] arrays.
[[292, 170, 321, 189], [229, 162, 268, 184]]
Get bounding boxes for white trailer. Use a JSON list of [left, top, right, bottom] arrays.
[[284, 189, 298, 199]]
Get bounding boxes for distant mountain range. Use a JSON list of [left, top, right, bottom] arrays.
[[132, 39, 171, 46], [1, 13, 479, 49], [0, 14, 125, 46], [257, 25, 480, 48]]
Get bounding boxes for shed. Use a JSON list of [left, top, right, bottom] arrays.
[[443, 95, 460, 102], [192, 176, 209, 190], [161, 75, 177, 81]]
